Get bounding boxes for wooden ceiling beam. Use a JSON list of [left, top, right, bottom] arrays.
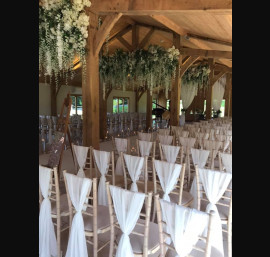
[[150, 15, 188, 36], [93, 13, 122, 56], [180, 56, 200, 77], [138, 27, 155, 49], [90, 0, 232, 14], [107, 24, 132, 44], [186, 33, 232, 47], [180, 48, 232, 59], [116, 36, 133, 51]]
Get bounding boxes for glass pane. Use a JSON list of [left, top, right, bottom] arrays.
[[180, 100, 183, 115], [113, 98, 118, 113], [220, 99, 225, 117], [119, 98, 123, 113], [204, 100, 207, 112], [166, 100, 170, 110], [70, 96, 76, 116], [76, 96, 82, 115], [124, 98, 129, 113]]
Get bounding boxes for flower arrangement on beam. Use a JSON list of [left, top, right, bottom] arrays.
[[39, 0, 91, 85], [181, 63, 211, 89], [99, 45, 180, 99]]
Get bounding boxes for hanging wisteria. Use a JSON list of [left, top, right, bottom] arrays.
[[99, 45, 180, 99], [39, 0, 91, 86]]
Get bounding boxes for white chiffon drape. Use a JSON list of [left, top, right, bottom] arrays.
[[189, 148, 210, 208], [160, 144, 180, 163], [212, 76, 226, 111], [181, 82, 198, 110], [220, 153, 232, 173], [198, 168, 232, 257], [179, 137, 196, 152], [138, 140, 153, 157], [109, 185, 145, 257], [93, 149, 111, 206], [115, 138, 128, 175], [154, 160, 182, 202], [160, 199, 209, 257], [73, 145, 89, 178], [123, 154, 144, 192], [65, 173, 92, 257], [158, 134, 173, 145], [39, 166, 57, 257], [138, 132, 152, 142]]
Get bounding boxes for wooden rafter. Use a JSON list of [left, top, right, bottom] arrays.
[[212, 71, 227, 85], [150, 15, 188, 36], [90, 0, 232, 15], [180, 48, 232, 59], [108, 24, 132, 44], [186, 33, 232, 47], [93, 13, 122, 56], [138, 27, 155, 49], [116, 36, 133, 51], [180, 56, 200, 77]]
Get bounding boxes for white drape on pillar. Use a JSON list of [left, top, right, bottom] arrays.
[[181, 82, 198, 110], [212, 75, 226, 111]]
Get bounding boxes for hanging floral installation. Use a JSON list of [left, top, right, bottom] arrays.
[[181, 64, 211, 89], [99, 45, 180, 99], [39, 0, 91, 85]]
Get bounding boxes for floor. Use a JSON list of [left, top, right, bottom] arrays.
[[39, 137, 230, 257]]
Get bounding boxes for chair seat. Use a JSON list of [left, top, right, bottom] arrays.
[[165, 238, 224, 257], [200, 200, 229, 220], [83, 205, 111, 232], [105, 174, 126, 188], [116, 219, 160, 254], [137, 181, 162, 193], [169, 190, 194, 207], [51, 194, 69, 215]]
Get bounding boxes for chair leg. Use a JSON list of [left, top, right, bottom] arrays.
[[227, 223, 232, 257], [109, 226, 115, 257], [57, 216, 61, 257]]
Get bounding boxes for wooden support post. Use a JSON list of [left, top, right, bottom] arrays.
[[99, 82, 107, 140], [82, 13, 122, 149], [82, 13, 100, 149], [132, 24, 139, 50], [146, 89, 152, 130], [50, 79, 57, 116], [170, 33, 181, 126], [226, 73, 232, 117], [206, 58, 215, 120]]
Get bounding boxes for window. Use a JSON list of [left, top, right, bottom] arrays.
[[179, 100, 183, 115], [220, 99, 225, 117], [113, 97, 129, 113], [70, 95, 82, 116]]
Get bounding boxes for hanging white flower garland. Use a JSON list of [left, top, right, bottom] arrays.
[[99, 45, 180, 99], [39, 0, 91, 85]]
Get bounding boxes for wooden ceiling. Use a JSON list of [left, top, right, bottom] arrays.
[[39, 0, 232, 85], [95, 0, 232, 68]]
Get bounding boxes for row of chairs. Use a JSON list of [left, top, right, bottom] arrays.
[[39, 163, 232, 257]]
